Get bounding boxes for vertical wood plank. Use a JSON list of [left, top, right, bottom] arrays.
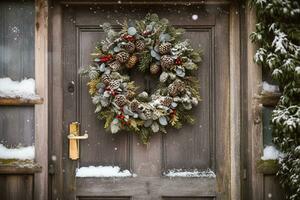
[[229, 2, 241, 200], [34, 0, 48, 199], [0, 175, 33, 200], [245, 5, 264, 200], [49, 2, 63, 200]]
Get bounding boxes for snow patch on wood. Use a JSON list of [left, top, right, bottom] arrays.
[[261, 145, 283, 160], [163, 169, 216, 178], [0, 77, 39, 99], [0, 144, 35, 160], [76, 165, 135, 177]]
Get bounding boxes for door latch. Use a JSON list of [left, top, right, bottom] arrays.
[[68, 122, 88, 160]]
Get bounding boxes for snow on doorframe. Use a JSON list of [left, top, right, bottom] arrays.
[[0, 144, 35, 160], [0, 77, 38, 99], [76, 165, 136, 178]]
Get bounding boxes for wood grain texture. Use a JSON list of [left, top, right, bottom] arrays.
[[229, 2, 241, 200], [245, 6, 264, 200], [34, 0, 48, 199], [257, 92, 281, 107], [263, 175, 284, 200], [48, 2, 64, 200], [0, 160, 41, 174], [0, 175, 33, 200], [0, 97, 43, 106]]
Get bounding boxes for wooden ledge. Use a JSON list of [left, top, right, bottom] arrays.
[[0, 97, 43, 106], [257, 159, 279, 175], [0, 159, 42, 174], [256, 92, 281, 107]]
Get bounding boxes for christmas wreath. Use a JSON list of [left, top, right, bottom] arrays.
[[80, 14, 202, 144]]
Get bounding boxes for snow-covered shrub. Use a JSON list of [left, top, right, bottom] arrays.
[[251, 0, 300, 199]]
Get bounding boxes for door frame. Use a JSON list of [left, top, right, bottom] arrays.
[[48, 1, 246, 199]]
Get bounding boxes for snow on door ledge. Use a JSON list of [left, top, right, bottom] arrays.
[[261, 145, 283, 160], [0, 144, 35, 160], [0, 77, 39, 99], [163, 169, 216, 178], [76, 165, 136, 178]]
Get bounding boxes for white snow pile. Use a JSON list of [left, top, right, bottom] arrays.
[[164, 169, 216, 178], [76, 165, 135, 177], [261, 145, 283, 160], [0, 77, 38, 99], [0, 144, 35, 160], [262, 81, 280, 93]]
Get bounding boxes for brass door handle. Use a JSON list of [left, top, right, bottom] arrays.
[[68, 122, 88, 160], [67, 133, 88, 140]]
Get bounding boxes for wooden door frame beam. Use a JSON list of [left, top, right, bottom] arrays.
[[35, 0, 49, 200], [229, 2, 241, 200]]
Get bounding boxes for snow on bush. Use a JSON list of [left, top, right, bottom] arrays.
[[261, 145, 283, 160], [76, 165, 135, 177], [0, 77, 38, 99], [163, 169, 216, 178], [0, 144, 35, 160]]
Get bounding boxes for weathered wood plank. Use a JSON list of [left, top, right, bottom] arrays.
[[263, 175, 284, 200], [0, 159, 41, 174], [49, 2, 64, 200], [60, 0, 231, 5], [0, 175, 33, 200], [34, 0, 48, 199], [76, 177, 217, 197], [246, 6, 264, 200], [256, 92, 281, 107], [229, 2, 241, 200], [0, 97, 43, 106], [256, 160, 279, 175]]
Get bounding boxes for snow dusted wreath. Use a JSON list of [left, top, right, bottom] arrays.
[[80, 14, 202, 143]]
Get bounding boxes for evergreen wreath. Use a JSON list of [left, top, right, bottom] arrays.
[[250, 1, 300, 199], [80, 14, 202, 144]]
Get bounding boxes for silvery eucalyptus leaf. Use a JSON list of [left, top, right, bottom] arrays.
[[159, 116, 168, 126], [128, 27, 137, 35], [99, 63, 106, 72]]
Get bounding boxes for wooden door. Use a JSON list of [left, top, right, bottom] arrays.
[[60, 2, 230, 200]]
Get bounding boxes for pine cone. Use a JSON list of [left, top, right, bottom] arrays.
[[143, 109, 152, 119], [130, 99, 139, 112], [114, 95, 126, 107], [126, 90, 136, 100], [108, 60, 121, 71], [160, 96, 173, 107], [101, 74, 111, 85], [168, 84, 178, 97], [124, 42, 135, 53], [150, 64, 160, 75], [135, 40, 145, 51], [158, 42, 172, 55], [160, 55, 174, 69], [126, 55, 138, 69], [116, 52, 129, 63], [109, 80, 121, 90], [173, 79, 185, 93]]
